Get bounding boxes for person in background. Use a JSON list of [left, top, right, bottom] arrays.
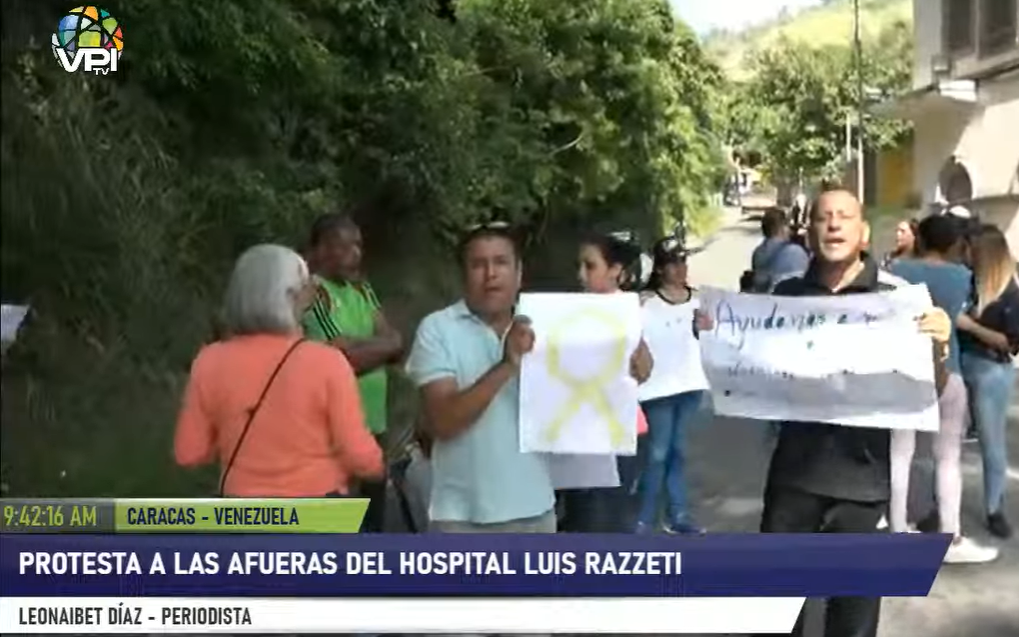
[[945, 204, 974, 221], [175, 245, 384, 497], [749, 207, 810, 293], [742, 190, 952, 637], [405, 222, 557, 533], [945, 212, 986, 443], [887, 215, 998, 563], [882, 219, 918, 268], [635, 236, 711, 535], [303, 213, 404, 532], [792, 191, 809, 227], [391, 418, 434, 533], [561, 232, 653, 533], [958, 225, 1019, 539], [948, 212, 982, 269]]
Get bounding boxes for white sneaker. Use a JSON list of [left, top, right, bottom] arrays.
[[943, 536, 999, 564]]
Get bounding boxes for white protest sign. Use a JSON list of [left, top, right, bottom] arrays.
[[638, 297, 709, 401], [1, 305, 30, 345], [542, 453, 621, 490], [698, 285, 939, 431], [518, 292, 642, 455]]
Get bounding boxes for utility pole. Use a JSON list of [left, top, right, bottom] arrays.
[[853, 0, 865, 203], [845, 111, 852, 162]]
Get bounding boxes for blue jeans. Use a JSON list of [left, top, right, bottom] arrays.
[[637, 391, 704, 526], [961, 352, 1016, 516]]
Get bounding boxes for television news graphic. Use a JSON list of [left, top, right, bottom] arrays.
[[0, 499, 951, 634], [2, 498, 367, 533]]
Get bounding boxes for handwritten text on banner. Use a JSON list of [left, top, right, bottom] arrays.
[[698, 285, 939, 431], [638, 297, 708, 401]]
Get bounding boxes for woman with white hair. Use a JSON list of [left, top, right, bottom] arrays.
[[175, 244, 384, 498]]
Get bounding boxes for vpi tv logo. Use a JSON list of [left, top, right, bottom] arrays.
[[51, 6, 124, 75]]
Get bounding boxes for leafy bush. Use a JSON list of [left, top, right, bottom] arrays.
[[0, 0, 725, 495]]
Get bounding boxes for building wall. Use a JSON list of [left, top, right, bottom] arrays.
[[875, 142, 915, 208], [912, 0, 940, 89], [911, 71, 1019, 258], [839, 144, 908, 210], [913, 1, 1019, 88]]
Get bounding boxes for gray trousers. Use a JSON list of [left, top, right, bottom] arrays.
[[429, 509, 557, 534], [430, 510, 555, 637]]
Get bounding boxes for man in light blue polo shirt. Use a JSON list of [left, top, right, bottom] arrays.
[[405, 223, 556, 532]]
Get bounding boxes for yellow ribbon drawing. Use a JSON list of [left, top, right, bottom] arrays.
[[543, 307, 630, 448]]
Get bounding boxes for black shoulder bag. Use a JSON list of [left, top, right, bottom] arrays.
[[218, 338, 305, 497]]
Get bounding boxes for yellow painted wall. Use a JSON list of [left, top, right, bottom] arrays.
[[875, 142, 914, 209]]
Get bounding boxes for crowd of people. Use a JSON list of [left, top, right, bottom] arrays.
[[746, 202, 1018, 554], [172, 187, 1016, 637]]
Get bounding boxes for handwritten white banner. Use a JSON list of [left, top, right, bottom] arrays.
[[1, 304, 29, 344], [698, 285, 939, 431], [518, 292, 642, 454], [638, 297, 709, 402]]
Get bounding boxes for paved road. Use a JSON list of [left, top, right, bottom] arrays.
[[684, 208, 1019, 636]]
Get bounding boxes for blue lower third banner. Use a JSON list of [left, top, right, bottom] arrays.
[[1, 533, 949, 598]]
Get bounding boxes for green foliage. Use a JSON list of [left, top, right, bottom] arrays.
[[0, 0, 725, 495], [704, 0, 912, 80], [720, 18, 913, 182]]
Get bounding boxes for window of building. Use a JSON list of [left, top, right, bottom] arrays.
[[979, 0, 1018, 57], [938, 157, 974, 204], [945, 0, 976, 54]]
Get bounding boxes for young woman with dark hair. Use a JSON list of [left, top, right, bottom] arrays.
[[555, 232, 652, 533], [635, 236, 711, 534], [888, 216, 999, 563], [882, 219, 919, 268]]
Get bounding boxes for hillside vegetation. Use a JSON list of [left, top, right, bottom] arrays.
[[705, 0, 912, 81], [0, 0, 727, 496], [709, 0, 914, 186]]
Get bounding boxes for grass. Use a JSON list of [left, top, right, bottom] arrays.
[[685, 205, 725, 240]]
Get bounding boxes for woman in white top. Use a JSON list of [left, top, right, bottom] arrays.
[[555, 232, 652, 533], [636, 237, 711, 534]]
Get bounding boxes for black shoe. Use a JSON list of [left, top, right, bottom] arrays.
[[964, 427, 979, 443], [988, 512, 1013, 540], [916, 511, 940, 533]]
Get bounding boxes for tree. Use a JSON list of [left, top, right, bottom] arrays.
[[724, 20, 913, 183], [0, 0, 727, 495]]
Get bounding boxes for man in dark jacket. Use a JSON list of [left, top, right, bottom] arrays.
[[759, 189, 951, 637]]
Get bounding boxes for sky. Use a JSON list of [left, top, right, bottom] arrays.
[[671, 0, 823, 34]]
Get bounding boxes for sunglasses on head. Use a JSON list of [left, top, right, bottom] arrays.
[[660, 237, 681, 252], [466, 221, 511, 232], [658, 237, 689, 261]]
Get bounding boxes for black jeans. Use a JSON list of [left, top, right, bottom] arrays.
[[756, 484, 885, 637], [558, 487, 615, 532], [330, 433, 387, 533], [557, 436, 647, 533], [354, 433, 388, 533], [357, 477, 387, 533], [326, 483, 386, 534]]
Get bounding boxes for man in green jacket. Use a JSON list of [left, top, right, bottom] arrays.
[[303, 213, 404, 532]]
